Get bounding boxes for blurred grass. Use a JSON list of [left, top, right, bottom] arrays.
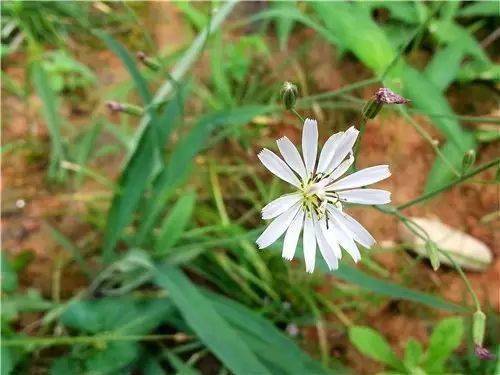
[[1, 1, 498, 374]]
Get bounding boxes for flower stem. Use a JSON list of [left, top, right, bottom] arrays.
[[397, 157, 499, 210], [291, 108, 304, 123], [1, 334, 184, 348]]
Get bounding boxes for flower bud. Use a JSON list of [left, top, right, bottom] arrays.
[[136, 51, 160, 71], [106, 101, 143, 116], [462, 149, 476, 171], [472, 310, 486, 346], [280, 81, 298, 110], [425, 241, 440, 271]]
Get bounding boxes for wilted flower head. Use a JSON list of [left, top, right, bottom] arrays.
[[475, 345, 495, 360], [257, 118, 391, 273], [375, 88, 410, 104]]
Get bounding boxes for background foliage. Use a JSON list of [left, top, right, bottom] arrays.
[[1, 1, 499, 374]]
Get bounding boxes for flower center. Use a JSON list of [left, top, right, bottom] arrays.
[[300, 173, 340, 219]]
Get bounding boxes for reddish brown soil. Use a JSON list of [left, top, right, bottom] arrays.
[[2, 3, 498, 374]]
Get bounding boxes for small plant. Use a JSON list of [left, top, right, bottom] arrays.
[[349, 317, 464, 374]]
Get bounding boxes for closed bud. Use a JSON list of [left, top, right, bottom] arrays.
[[106, 101, 143, 116], [473, 310, 486, 346], [425, 241, 440, 271], [280, 81, 298, 110], [136, 51, 160, 71], [462, 149, 476, 171]]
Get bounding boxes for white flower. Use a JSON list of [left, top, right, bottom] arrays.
[[256, 118, 391, 273]]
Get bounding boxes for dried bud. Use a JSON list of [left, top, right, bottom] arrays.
[[106, 101, 143, 116], [472, 310, 486, 346], [375, 88, 410, 105], [106, 100, 124, 112], [136, 51, 160, 71], [462, 149, 476, 171], [280, 81, 298, 110], [425, 241, 440, 271], [475, 345, 495, 360]]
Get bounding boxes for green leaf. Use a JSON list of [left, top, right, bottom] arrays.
[[206, 291, 330, 374], [138, 105, 272, 244], [85, 342, 139, 375], [270, 1, 297, 50], [31, 62, 65, 181], [50, 356, 82, 375], [95, 31, 152, 104], [349, 326, 403, 370], [308, 2, 478, 191], [311, 2, 395, 75], [423, 317, 464, 372], [1, 346, 22, 375], [210, 32, 234, 108], [165, 351, 200, 375], [425, 40, 466, 91], [404, 338, 423, 369], [61, 296, 173, 335], [333, 264, 466, 313], [1, 253, 18, 293], [155, 192, 196, 254], [154, 263, 270, 375], [458, 2, 499, 17], [102, 89, 187, 262], [47, 224, 92, 278]]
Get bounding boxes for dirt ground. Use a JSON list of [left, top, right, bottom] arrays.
[[2, 3, 498, 373]]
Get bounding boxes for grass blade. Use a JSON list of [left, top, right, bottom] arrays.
[[31, 62, 65, 181], [95, 30, 152, 104], [154, 192, 196, 255], [102, 91, 187, 262], [154, 263, 270, 375]]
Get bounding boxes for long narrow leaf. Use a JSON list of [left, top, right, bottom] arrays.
[[31, 62, 65, 181], [95, 31, 152, 104], [154, 264, 270, 375], [102, 92, 187, 262]]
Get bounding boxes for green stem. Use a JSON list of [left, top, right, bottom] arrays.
[[397, 158, 499, 210], [1, 334, 181, 348], [291, 108, 304, 123], [297, 77, 379, 104]]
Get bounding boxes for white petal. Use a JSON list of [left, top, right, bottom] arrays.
[[258, 149, 301, 187], [315, 220, 338, 270], [302, 118, 318, 177], [277, 137, 307, 181], [325, 126, 359, 173], [320, 220, 342, 259], [327, 165, 391, 191], [329, 152, 354, 181], [331, 225, 360, 262], [303, 215, 316, 273], [338, 189, 391, 205], [316, 132, 343, 174], [327, 207, 375, 248], [262, 193, 301, 220], [282, 210, 304, 260], [256, 205, 300, 249]]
